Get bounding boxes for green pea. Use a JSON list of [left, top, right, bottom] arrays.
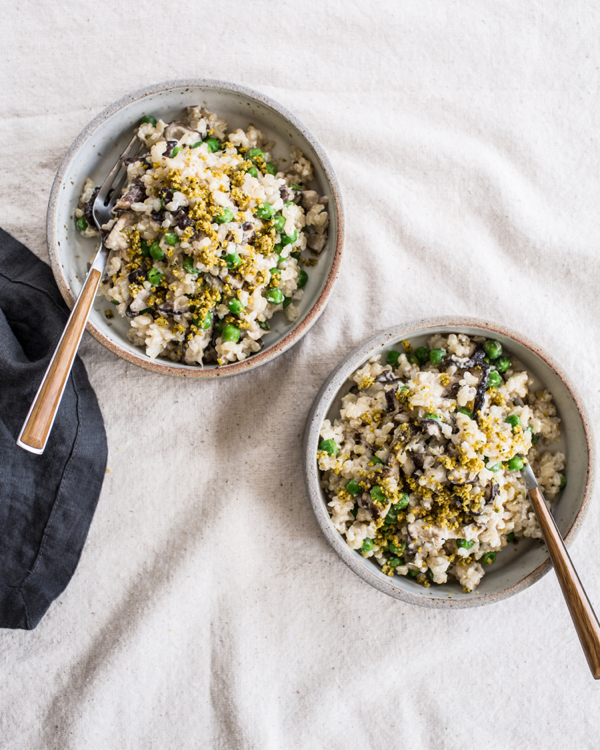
[[266, 288, 284, 305], [76, 216, 88, 231], [319, 439, 338, 455], [205, 137, 220, 152], [487, 370, 503, 389], [265, 162, 277, 175], [270, 267, 281, 279], [531, 432, 539, 444], [559, 473, 567, 489], [140, 308, 153, 315], [394, 492, 410, 510], [283, 297, 292, 308], [191, 141, 202, 149], [361, 538, 374, 552], [386, 350, 401, 366], [414, 346, 429, 364], [424, 413, 440, 421], [258, 320, 270, 331], [273, 215, 286, 233], [351, 505, 358, 518], [487, 461, 502, 472], [193, 312, 212, 330], [221, 323, 240, 343], [496, 356, 511, 373], [505, 414, 520, 430], [149, 241, 164, 260], [290, 183, 302, 190], [388, 543, 400, 555], [429, 348, 446, 366], [457, 408, 472, 419], [297, 269, 308, 289], [408, 569, 420, 578], [140, 239, 150, 257], [507, 456, 524, 471], [370, 455, 383, 465], [215, 208, 234, 224], [140, 115, 157, 126], [224, 252, 242, 268], [247, 148, 265, 161], [147, 268, 164, 286], [506, 532, 515, 543], [369, 486, 386, 504], [170, 146, 182, 158], [111, 300, 119, 306], [385, 510, 398, 524], [456, 539, 474, 549], [281, 229, 298, 246], [285, 201, 296, 207], [388, 557, 402, 568], [483, 356, 491, 364], [407, 354, 419, 365], [183, 256, 197, 274], [215, 319, 225, 335], [164, 233, 179, 246], [481, 551, 496, 565], [346, 480, 362, 496], [246, 165, 258, 178], [483, 339, 502, 360], [228, 298, 244, 315], [255, 202, 275, 220]]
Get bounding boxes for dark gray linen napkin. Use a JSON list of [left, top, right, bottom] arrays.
[[0, 228, 107, 629]]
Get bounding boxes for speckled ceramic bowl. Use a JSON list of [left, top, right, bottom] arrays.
[[304, 317, 595, 608], [47, 79, 344, 377]]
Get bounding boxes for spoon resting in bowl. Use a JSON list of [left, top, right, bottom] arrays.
[[522, 461, 600, 678]]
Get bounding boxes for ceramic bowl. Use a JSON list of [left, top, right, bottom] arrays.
[[47, 79, 344, 377], [304, 317, 595, 608]]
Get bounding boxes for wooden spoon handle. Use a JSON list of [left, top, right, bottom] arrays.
[[528, 487, 600, 678], [17, 267, 102, 454]]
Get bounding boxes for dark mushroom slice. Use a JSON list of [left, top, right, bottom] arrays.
[[128, 268, 147, 284], [156, 302, 175, 316], [484, 482, 500, 504], [83, 186, 100, 226], [444, 345, 486, 370], [158, 187, 174, 205], [420, 418, 444, 438], [114, 177, 147, 211], [375, 371, 402, 384], [358, 492, 381, 520], [241, 221, 255, 243], [385, 390, 396, 413], [151, 211, 165, 225], [123, 155, 151, 168], [173, 207, 194, 230], [164, 121, 198, 142], [279, 185, 301, 203], [163, 140, 178, 158], [472, 362, 491, 423], [410, 451, 425, 471]]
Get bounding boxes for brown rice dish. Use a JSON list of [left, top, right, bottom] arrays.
[[75, 108, 329, 365], [317, 334, 567, 592]]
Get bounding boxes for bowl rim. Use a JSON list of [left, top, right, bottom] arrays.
[[46, 78, 345, 378], [303, 315, 596, 609]]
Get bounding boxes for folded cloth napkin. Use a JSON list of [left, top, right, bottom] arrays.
[[0, 228, 107, 630]]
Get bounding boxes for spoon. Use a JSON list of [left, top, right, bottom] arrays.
[[522, 461, 600, 678]]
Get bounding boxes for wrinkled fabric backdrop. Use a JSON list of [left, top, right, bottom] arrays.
[[2, 1, 600, 748]]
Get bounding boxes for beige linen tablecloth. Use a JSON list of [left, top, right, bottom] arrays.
[[2, 1, 600, 747]]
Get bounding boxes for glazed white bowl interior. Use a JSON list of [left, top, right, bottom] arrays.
[[49, 80, 341, 374], [305, 319, 593, 608]]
